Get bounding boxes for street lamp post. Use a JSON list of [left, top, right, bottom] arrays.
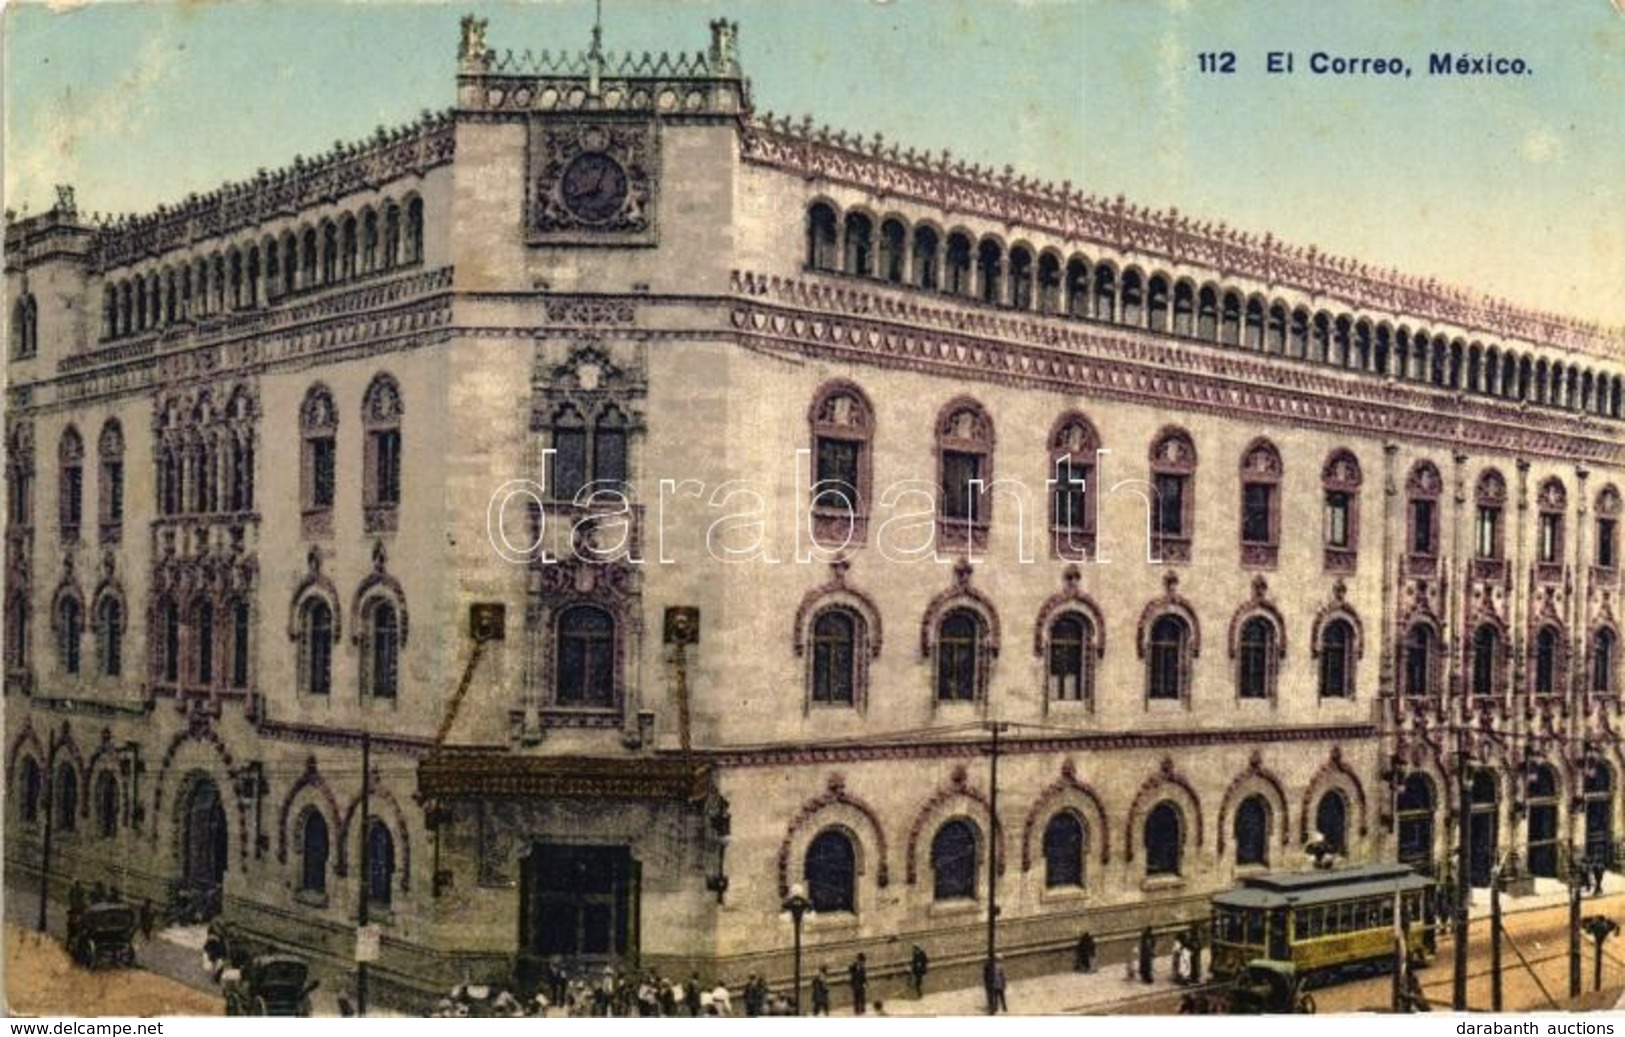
[[782, 882, 811, 1016], [36, 727, 59, 934]]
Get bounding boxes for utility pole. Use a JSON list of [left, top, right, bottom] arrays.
[[984, 721, 1008, 1000], [1490, 865, 1503, 1011], [1453, 730, 1470, 1011], [1570, 864, 1583, 1000], [36, 728, 58, 934]]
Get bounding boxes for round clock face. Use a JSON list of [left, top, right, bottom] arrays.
[[560, 152, 629, 224]]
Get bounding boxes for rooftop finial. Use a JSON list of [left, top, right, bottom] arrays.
[[458, 14, 489, 71], [588, 0, 604, 96], [709, 19, 739, 75]]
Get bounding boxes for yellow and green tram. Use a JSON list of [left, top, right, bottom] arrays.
[[1209, 863, 1438, 983]]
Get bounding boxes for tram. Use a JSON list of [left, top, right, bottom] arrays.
[[1209, 862, 1438, 983]]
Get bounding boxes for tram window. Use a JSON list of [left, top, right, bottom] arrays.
[[1246, 911, 1264, 945], [1378, 900, 1393, 927]]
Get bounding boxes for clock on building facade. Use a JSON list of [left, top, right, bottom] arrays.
[[530, 121, 657, 245]]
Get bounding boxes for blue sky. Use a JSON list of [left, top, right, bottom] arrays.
[[5, 1, 1621, 327]]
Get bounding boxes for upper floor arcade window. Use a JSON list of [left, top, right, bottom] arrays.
[[844, 212, 874, 277], [877, 218, 907, 284], [911, 226, 939, 290], [1322, 450, 1362, 572], [936, 398, 994, 551], [1050, 413, 1099, 559], [807, 203, 839, 271], [11, 294, 38, 358], [555, 604, 616, 708], [945, 233, 973, 296], [1147, 614, 1192, 702], [931, 818, 978, 901], [362, 375, 402, 534], [1537, 478, 1566, 570], [1144, 802, 1182, 877], [1596, 486, 1621, 572], [805, 827, 857, 913], [1149, 428, 1196, 562], [1239, 439, 1281, 568], [1472, 469, 1506, 562], [300, 385, 338, 538], [1043, 811, 1085, 889], [58, 426, 84, 543], [1406, 462, 1443, 564], [808, 381, 874, 547], [935, 608, 987, 704], [97, 421, 124, 545]]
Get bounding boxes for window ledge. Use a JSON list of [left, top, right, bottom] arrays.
[[1140, 875, 1186, 894], [1037, 884, 1089, 906], [927, 899, 981, 920], [294, 889, 328, 909], [1145, 697, 1189, 712], [805, 911, 859, 933]]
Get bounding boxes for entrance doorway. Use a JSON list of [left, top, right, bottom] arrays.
[[520, 844, 639, 967], [177, 773, 228, 920], [1585, 764, 1615, 869], [1468, 771, 1498, 887], [1526, 764, 1560, 878], [1396, 774, 1435, 875]]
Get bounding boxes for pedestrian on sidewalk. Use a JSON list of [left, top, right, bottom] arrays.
[[982, 955, 1008, 1015], [811, 967, 830, 1016], [1138, 927, 1155, 984], [909, 944, 929, 998], [1075, 930, 1096, 973], [848, 953, 868, 1015]]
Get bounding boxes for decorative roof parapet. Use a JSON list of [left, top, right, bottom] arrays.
[[85, 109, 456, 273], [458, 13, 739, 81], [741, 112, 1623, 361]]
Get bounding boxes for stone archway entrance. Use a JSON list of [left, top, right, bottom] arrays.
[[518, 844, 638, 968], [176, 772, 228, 921]]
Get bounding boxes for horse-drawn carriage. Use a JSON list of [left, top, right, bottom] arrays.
[[67, 903, 138, 970], [223, 955, 320, 1017]]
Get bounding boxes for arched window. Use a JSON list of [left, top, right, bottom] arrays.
[[808, 382, 874, 547], [301, 229, 318, 286], [298, 597, 334, 696], [230, 600, 251, 690], [805, 828, 857, 912], [1396, 774, 1435, 871], [1093, 264, 1116, 322], [1236, 617, 1275, 700], [362, 375, 403, 533], [1120, 268, 1143, 325], [366, 819, 395, 907], [4, 592, 27, 674], [341, 217, 358, 280], [1239, 439, 1281, 568], [1314, 791, 1347, 855], [1065, 258, 1088, 318], [1321, 450, 1362, 572], [945, 233, 973, 296], [191, 599, 215, 688], [1318, 619, 1354, 699], [56, 596, 82, 675], [300, 385, 338, 535], [97, 596, 122, 678], [977, 239, 1004, 305], [1403, 624, 1436, 697], [805, 204, 839, 271], [936, 609, 983, 703], [931, 819, 978, 900], [19, 758, 41, 824], [1009, 247, 1034, 310], [383, 203, 401, 270], [299, 808, 329, 894], [936, 399, 994, 549], [1147, 274, 1170, 331], [879, 219, 907, 284], [1173, 281, 1195, 336], [1149, 428, 1196, 560], [1596, 486, 1620, 572], [1537, 478, 1567, 570], [361, 210, 379, 273], [55, 763, 78, 833], [1220, 292, 1242, 345], [95, 771, 118, 839], [1244, 296, 1265, 349], [1048, 614, 1091, 703], [911, 226, 939, 290], [1406, 462, 1443, 563], [1043, 811, 1085, 888], [1470, 624, 1502, 698], [844, 212, 874, 277], [405, 196, 424, 264], [58, 427, 84, 543], [1148, 615, 1190, 702], [555, 604, 615, 708], [549, 402, 630, 501], [159, 597, 180, 684], [1235, 796, 1269, 866], [1050, 414, 1099, 559], [1595, 628, 1618, 696], [362, 598, 400, 701], [98, 420, 124, 544], [811, 609, 858, 707], [1038, 254, 1063, 314], [1533, 626, 1561, 696], [1145, 802, 1181, 876]]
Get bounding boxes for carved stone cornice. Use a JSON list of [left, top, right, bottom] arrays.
[[418, 751, 710, 802]]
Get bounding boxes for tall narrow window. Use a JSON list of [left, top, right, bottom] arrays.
[[193, 600, 215, 688], [936, 399, 993, 550], [1596, 486, 1620, 571], [1145, 802, 1181, 876], [98, 421, 124, 545], [810, 609, 857, 706], [367, 820, 395, 906], [56, 596, 82, 675], [1318, 619, 1354, 699], [1404, 624, 1435, 697], [1237, 617, 1274, 700], [364, 600, 400, 701], [160, 598, 180, 684], [930, 819, 978, 900], [231, 600, 251, 690], [555, 605, 615, 708], [1148, 615, 1189, 702], [1322, 450, 1362, 573], [1533, 626, 1561, 695], [97, 597, 122, 678], [1235, 796, 1269, 866], [1315, 792, 1348, 855], [1043, 812, 1085, 888], [844, 212, 874, 277], [548, 405, 587, 500], [1475, 470, 1506, 564], [299, 808, 329, 895], [1406, 462, 1442, 567], [806, 203, 838, 271], [935, 609, 982, 703], [1050, 414, 1099, 559], [1048, 614, 1090, 703], [300, 386, 338, 537], [363, 375, 403, 533], [1149, 429, 1197, 562], [1239, 440, 1281, 568], [95, 771, 118, 838], [912, 226, 939, 290], [1594, 629, 1617, 696], [55, 764, 78, 833], [298, 598, 333, 696], [58, 427, 84, 543], [809, 382, 874, 547], [1537, 478, 1566, 571], [805, 829, 857, 912], [405, 196, 424, 264], [1471, 624, 1501, 698], [879, 219, 906, 284], [19, 758, 41, 824], [945, 233, 973, 296]]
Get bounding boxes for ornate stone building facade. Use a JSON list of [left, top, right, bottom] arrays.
[[6, 18, 1624, 1005]]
